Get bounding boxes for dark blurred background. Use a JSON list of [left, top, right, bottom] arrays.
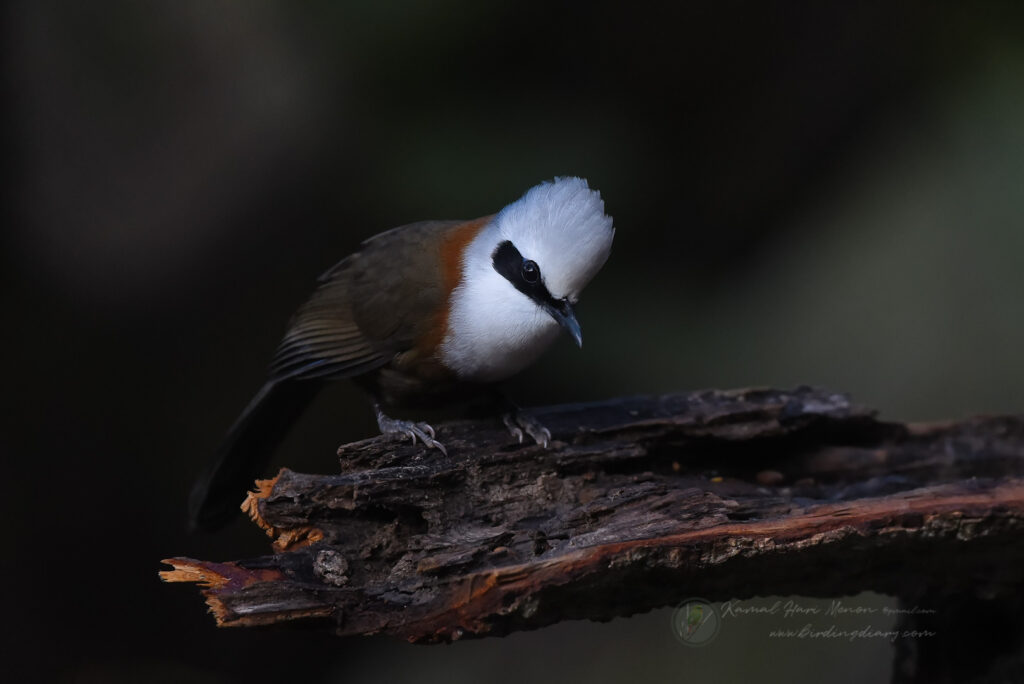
[[5, 1, 1024, 682]]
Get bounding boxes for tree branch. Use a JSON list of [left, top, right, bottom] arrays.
[[161, 387, 1024, 650]]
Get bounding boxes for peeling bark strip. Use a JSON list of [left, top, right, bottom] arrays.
[[162, 388, 1024, 644]]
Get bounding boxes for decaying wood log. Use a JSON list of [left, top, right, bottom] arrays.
[[162, 387, 1024, 655]]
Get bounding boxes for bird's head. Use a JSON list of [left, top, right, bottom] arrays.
[[487, 176, 615, 346], [442, 177, 615, 382]]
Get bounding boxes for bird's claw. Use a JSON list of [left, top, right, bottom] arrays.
[[375, 406, 447, 455], [502, 411, 551, 448], [502, 414, 525, 443], [396, 421, 447, 455]]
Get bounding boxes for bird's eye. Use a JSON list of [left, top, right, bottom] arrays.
[[521, 260, 539, 283]]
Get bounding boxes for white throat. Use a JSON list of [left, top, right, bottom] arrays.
[[440, 221, 561, 382]]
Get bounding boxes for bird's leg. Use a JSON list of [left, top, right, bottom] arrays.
[[374, 403, 447, 456], [495, 394, 552, 448]]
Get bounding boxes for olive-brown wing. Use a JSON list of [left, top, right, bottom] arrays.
[[268, 220, 460, 382]]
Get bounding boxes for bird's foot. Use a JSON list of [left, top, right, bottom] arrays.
[[375, 405, 447, 455], [502, 410, 552, 448]]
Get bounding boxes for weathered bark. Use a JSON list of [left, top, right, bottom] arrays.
[[162, 387, 1024, 666]]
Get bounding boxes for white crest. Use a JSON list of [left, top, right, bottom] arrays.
[[440, 177, 615, 382], [493, 177, 614, 300]]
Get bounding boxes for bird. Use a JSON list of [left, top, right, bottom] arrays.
[[684, 603, 705, 638], [189, 176, 615, 530]]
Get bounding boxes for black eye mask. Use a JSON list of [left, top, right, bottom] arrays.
[[491, 240, 582, 347], [491, 240, 557, 308]]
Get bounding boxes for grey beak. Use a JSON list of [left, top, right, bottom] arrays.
[[545, 299, 583, 348]]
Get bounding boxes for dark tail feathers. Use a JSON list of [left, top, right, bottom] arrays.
[[189, 379, 321, 531]]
